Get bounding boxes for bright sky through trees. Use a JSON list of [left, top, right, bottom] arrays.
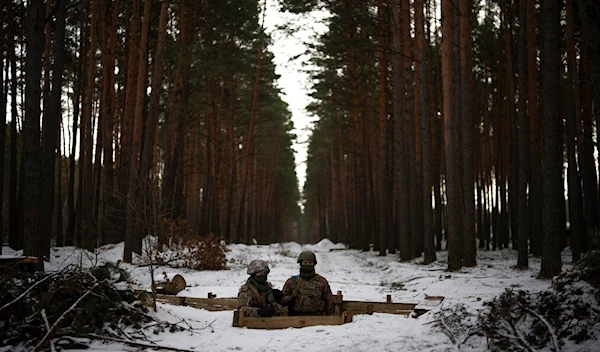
[[263, 4, 328, 190]]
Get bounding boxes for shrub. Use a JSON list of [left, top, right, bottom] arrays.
[[152, 218, 229, 271]]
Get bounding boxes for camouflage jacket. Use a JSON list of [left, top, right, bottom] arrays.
[[237, 279, 282, 317], [280, 274, 335, 316]]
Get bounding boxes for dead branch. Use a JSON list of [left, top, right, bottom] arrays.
[[33, 282, 100, 352], [0, 273, 56, 313], [87, 333, 196, 352], [520, 304, 560, 352], [40, 309, 57, 352]]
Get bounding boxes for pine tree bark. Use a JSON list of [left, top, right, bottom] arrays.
[[0, 0, 5, 256], [442, 0, 463, 271], [527, 0, 543, 257], [416, 0, 436, 264], [41, 0, 67, 258], [8, 1, 21, 250], [377, 0, 388, 256], [125, 0, 151, 260], [565, 0, 584, 261], [391, 0, 411, 261], [539, 0, 563, 279], [97, 0, 121, 245], [22, 0, 45, 270], [517, 0, 530, 268], [80, 1, 97, 250], [459, 0, 476, 267]]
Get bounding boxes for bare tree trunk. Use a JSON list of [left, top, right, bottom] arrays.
[[237, 1, 267, 244], [390, 0, 411, 261], [163, 0, 192, 221], [41, 0, 67, 258], [539, 0, 563, 279], [0, 0, 5, 254], [564, 0, 584, 262], [66, 17, 85, 247], [138, 0, 170, 231], [80, 1, 97, 250], [415, 0, 435, 264], [442, 0, 463, 271], [459, 0, 476, 267], [124, 0, 151, 260], [8, 0, 21, 250], [516, 0, 531, 268], [23, 0, 45, 270], [377, 0, 388, 256], [97, 0, 121, 245], [527, 0, 543, 257]]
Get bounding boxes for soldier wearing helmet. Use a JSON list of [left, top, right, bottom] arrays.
[[237, 259, 284, 317], [280, 250, 335, 316]]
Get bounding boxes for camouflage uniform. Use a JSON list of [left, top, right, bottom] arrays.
[[280, 274, 335, 316], [237, 279, 283, 317]]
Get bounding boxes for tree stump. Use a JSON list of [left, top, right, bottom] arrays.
[[153, 274, 187, 295]]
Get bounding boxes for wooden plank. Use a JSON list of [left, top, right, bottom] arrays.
[[413, 295, 445, 317], [154, 294, 186, 306], [234, 310, 352, 329], [340, 300, 417, 315], [185, 297, 238, 311]]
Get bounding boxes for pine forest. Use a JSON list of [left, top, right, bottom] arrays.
[[1, 0, 600, 278]]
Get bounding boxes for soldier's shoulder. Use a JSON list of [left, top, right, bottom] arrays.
[[315, 274, 330, 284], [238, 282, 253, 294]]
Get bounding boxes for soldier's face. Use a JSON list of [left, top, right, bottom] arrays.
[[301, 260, 314, 266]]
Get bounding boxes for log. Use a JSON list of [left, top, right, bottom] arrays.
[[152, 274, 186, 295], [340, 300, 417, 315]]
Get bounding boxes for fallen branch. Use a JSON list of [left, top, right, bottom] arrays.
[[40, 309, 57, 352], [87, 333, 196, 352], [520, 304, 560, 352], [0, 273, 56, 313], [33, 282, 100, 352]]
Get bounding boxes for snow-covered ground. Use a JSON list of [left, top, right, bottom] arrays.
[[1, 240, 582, 351]]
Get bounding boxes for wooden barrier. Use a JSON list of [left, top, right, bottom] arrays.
[[233, 309, 354, 329], [150, 293, 238, 311], [144, 291, 444, 320], [0, 256, 39, 272]]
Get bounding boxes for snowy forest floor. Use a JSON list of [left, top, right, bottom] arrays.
[[2, 239, 599, 352]]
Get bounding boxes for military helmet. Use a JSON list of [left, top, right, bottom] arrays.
[[247, 259, 270, 275], [297, 250, 317, 264]]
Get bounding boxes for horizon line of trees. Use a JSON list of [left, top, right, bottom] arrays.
[[1, 0, 302, 269], [299, 0, 600, 276]]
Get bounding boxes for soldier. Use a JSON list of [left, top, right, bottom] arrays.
[[280, 250, 335, 316], [237, 259, 284, 317]]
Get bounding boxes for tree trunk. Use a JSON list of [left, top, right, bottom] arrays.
[[539, 0, 563, 279], [124, 0, 146, 262], [459, 0, 476, 267], [442, 0, 463, 271], [0, 0, 5, 255], [80, 1, 97, 250], [564, 0, 584, 261], [41, 0, 67, 258], [391, 0, 411, 261], [527, 0, 543, 257], [416, 0, 435, 264], [22, 0, 45, 270], [8, 0, 21, 250], [97, 0, 121, 245], [377, 0, 387, 256], [517, 0, 530, 268]]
